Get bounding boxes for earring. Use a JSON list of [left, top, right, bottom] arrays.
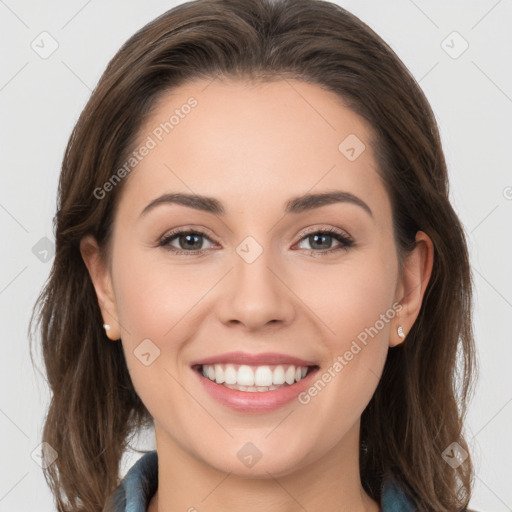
[[103, 323, 118, 341], [397, 325, 405, 340]]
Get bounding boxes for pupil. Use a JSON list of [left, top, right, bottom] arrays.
[[310, 234, 331, 250], [181, 233, 202, 250]]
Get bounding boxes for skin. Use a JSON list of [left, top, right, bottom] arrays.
[[81, 78, 433, 512]]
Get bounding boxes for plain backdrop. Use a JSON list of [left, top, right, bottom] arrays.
[[1, 1, 511, 510]]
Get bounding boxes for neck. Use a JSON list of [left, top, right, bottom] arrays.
[[148, 421, 380, 512]]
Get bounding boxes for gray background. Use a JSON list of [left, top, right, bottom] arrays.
[[1, 0, 511, 510]]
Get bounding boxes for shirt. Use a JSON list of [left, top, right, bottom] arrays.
[[104, 449, 417, 511]]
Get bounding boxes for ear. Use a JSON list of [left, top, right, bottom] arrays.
[[391, 230, 434, 347], [80, 234, 121, 340]]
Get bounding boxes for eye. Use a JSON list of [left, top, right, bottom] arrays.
[[157, 226, 354, 256], [158, 228, 217, 255], [294, 227, 354, 256]]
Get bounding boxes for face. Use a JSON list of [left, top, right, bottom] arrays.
[[84, 78, 420, 478]]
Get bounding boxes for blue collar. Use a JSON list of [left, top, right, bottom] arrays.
[[106, 450, 416, 511]]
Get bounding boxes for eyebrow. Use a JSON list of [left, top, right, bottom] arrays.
[[139, 191, 373, 218]]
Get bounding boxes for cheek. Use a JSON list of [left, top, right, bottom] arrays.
[[110, 246, 206, 421], [296, 249, 397, 405], [297, 251, 397, 349], [112, 241, 208, 343]]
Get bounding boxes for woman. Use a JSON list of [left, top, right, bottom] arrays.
[[30, 0, 478, 510]]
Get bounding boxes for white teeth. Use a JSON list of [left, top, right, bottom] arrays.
[[273, 365, 285, 385], [285, 366, 296, 385], [224, 365, 237, 385], [254, 366, 273, 387], [214, 364, 224, 384], [237, 365, 254, 386], [223, 383, 280, 392], [200, 363, 310, 389]]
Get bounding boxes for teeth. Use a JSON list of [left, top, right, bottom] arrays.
[[237, 365, 254, 386], [285, 365, 296, 385], [214, 364, 224, 384], [224, 365, 237, 385], [273, 365, 285, 385], [200, 363, 310, 388], [223, 383, 280, 392], [255, 366, 273, 386]]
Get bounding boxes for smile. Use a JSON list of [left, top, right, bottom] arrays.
[[196, 363, 314, 392], [190, 351, 320, 412]]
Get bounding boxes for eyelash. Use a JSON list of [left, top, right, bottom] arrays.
[[157, 226, 354, 257]]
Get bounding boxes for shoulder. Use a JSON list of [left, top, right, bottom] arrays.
[[381, 476, 483, 512], [103, 450, 158, 512], [381, 476, 417, 511]]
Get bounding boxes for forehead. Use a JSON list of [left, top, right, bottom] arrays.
[[116, 78, 388, 221]]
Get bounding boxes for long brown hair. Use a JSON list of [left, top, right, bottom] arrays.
[[29, 0, 478, 510]]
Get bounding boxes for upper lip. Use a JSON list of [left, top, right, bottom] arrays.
[[190, 351, 318, 367]]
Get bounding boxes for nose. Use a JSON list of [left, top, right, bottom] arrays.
[[216, 244, 296, 331]]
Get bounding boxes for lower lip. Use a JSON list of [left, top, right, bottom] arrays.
[[193, 366, 320, 413]]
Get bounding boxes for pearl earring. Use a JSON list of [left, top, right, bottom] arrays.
[[397, 325, 405, 339], [103, 324, 111, 331]]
